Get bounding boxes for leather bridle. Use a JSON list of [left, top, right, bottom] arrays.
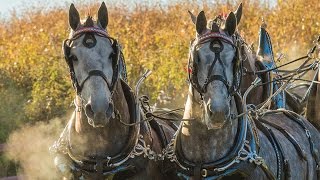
[[63, 26, 121, 96], [188, 32, 242, 97]]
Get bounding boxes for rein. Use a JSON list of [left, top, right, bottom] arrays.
[[246, 35, 320, 76]]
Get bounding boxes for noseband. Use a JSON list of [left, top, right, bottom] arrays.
[[63, 26, 121, 96], [188, 32, 241, 97]]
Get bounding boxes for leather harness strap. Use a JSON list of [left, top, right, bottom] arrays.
[[78, 70, 112, 93], [258, 118, 307, 161], [254, 119, 282, 180], [282, 110, 320, 179], [189, 32, 239, 96]]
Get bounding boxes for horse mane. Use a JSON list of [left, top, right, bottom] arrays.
[[238, 39, 257, 72], [83, 16, 94, 27]]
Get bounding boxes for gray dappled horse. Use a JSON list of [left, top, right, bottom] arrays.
[[305, 67, 320, 129], [164, 5, 320, 180], [51, 2, 175, 180]]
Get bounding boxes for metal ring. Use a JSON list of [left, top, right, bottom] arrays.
[[201, 168, 208, 177]]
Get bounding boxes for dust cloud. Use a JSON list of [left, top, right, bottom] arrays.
[[4, 116, 70, 180], [279, 43, 317, 80]]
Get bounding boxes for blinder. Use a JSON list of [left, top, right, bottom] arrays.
[[63, 27, 121, 95]]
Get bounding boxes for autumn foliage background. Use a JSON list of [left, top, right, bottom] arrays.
[[0, 0, 319, 177]]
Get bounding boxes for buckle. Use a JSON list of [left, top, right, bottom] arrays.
[[305, 129, 311, 138], [201, 168, 208, 177]]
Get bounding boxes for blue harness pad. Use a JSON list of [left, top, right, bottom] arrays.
[[257, 25, 286, 108]]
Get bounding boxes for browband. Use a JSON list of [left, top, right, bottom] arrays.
[[71, 27, 110, 39], [197, 32, 235, 46]]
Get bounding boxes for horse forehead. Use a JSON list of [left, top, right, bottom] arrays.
[[198, 41, 235, 58], [72, 34, 111, 51], [68, 20, 100, 38]]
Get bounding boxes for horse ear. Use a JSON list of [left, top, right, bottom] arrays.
[[188, 10, 196, 24], [69, 3, 80, 30], [224, 12, 237, 35], [196, 11, 207, 35], [234, 3, 242, 25], [97, 2, 108, 29]]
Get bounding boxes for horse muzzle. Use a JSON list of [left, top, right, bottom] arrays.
[[85, 101, 114, 128], [203, 103, 230, 130]]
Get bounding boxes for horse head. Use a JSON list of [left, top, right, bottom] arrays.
[[64, 2, 119, 128], [186, 4, 242, 129]]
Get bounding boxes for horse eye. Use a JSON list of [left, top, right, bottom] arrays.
[[70, 55, 78, 61], [109, 52, 115, 59]]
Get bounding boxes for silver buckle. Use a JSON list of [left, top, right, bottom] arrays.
[[201, 168, 208, 177]]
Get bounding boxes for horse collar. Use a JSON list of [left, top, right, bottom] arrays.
[[165, 113, 268, 179]]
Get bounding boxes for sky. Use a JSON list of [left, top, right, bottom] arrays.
[[0, 0, 97, 18], [0, 0, 276, 19], [0, 0, 180, 19]]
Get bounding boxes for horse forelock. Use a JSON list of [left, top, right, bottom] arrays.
[[83, 16, 94, 27]]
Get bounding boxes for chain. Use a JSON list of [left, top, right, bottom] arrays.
[[214, 140, 266, 172], [50, 122, 70, 155], [50, 138, 68, 154], [130, 135, 165, 161], [163, 135, 189, 171]]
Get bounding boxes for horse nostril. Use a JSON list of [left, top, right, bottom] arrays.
[[85, 103, 94, 119]]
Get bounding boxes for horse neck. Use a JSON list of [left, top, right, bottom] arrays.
[[240, 45, 265, 105], [72, 81, 131, 156], [180, 85, 238, 162], [306, 68, 320, 129]]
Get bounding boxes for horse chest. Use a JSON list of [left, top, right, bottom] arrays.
[[180, 125, 234, 162]]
